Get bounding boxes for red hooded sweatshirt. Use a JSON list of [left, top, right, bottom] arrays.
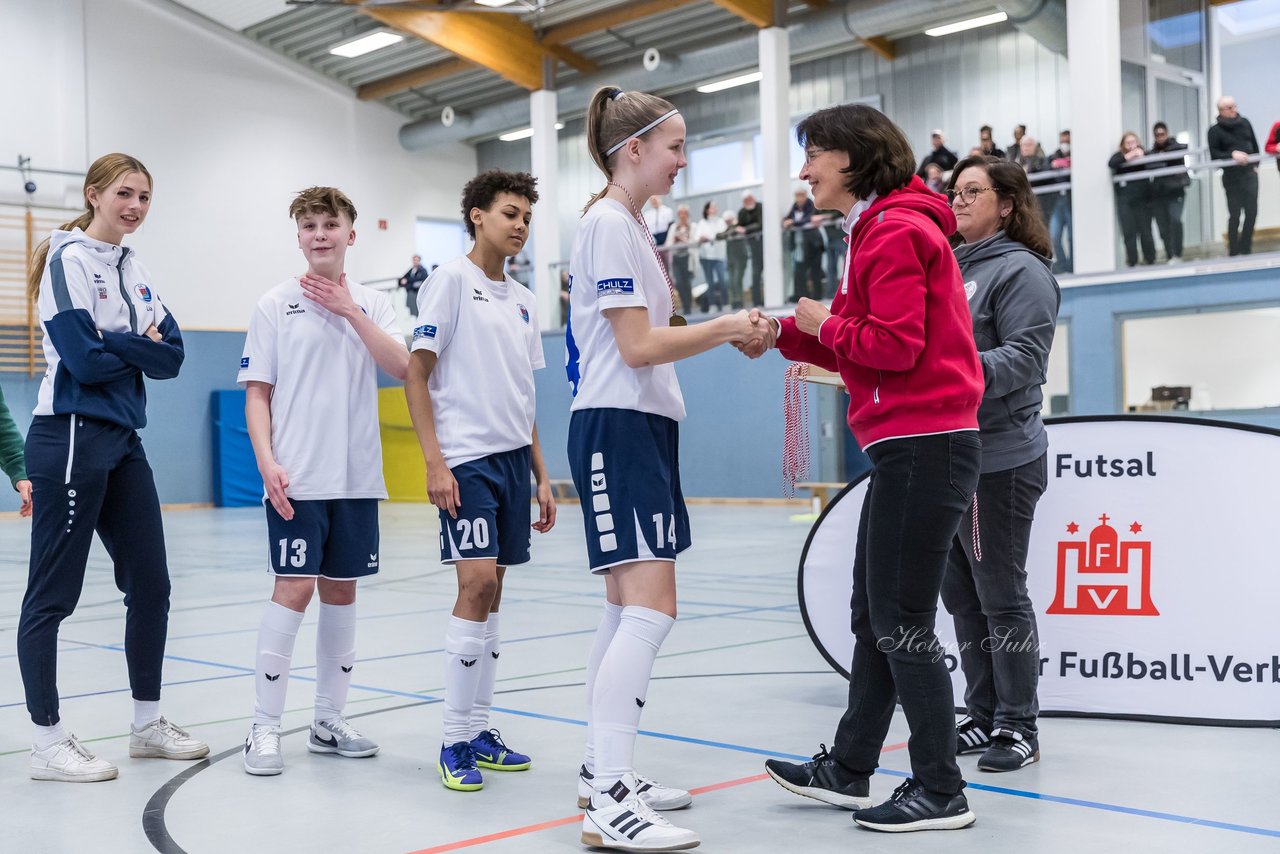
[[776, 177, 983, 448]]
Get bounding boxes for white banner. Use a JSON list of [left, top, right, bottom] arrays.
[[799, 417, 1280, 725]]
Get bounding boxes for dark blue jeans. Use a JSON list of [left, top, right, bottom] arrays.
[[831, 431, 981, 798], [941, 453, 1047, 738]]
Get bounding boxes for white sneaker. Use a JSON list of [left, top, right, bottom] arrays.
[[130, 717, 210, 759], [31, 734, 118, 782], [578, 767, 693, 811], [244, 724, 284, 776], [581, 779, 700, 851]]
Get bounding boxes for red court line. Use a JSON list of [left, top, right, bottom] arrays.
[[406, 741, 910, 854]]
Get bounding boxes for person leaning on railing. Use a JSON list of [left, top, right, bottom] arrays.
[[1148, 122, 1189, 264], [1108, 132, 1157, 267], [1207, 96, 1260, 257]]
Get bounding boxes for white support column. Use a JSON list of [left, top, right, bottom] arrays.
[[758, 26, 790, 307], [530, 88, 561, 331], [1068, 0, 1121, 274]]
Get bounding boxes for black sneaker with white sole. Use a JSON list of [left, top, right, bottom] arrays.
[[955, 716, 991, 755], [977, 728, 1039, 772], [764, 744, 871, 809], [853, 778, 976, 832]]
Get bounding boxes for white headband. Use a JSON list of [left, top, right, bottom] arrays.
[[604, 109, 680, 157]]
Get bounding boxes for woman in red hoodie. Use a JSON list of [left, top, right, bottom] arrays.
[[761, 104, 984, 833]]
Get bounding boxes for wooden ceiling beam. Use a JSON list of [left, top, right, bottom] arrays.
[[860, 35, 896, 61], [356, 57, 473, 101], [542, 0, 699, 46], [359, 7, 591, 91], [711, 0, 777, 29]]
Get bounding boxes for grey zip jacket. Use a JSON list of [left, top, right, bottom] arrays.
[[953, 232, 1061, 473]]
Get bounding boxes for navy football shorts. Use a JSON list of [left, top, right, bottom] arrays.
[[439, 446, 532, 567], [567, 408, 691, 574]]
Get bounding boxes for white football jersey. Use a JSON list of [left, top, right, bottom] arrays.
[[565, 199, 685, 422], [412, 256, 545, 469], [237, 277, 404, 500]]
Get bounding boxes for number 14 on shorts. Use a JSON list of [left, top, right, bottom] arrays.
[[652, 513, 676, 549]]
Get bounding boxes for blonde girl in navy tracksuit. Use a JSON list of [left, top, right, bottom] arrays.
[[19, 153, 208, 783]]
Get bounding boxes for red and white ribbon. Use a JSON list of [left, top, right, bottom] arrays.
[[782, 363, 811, 497]]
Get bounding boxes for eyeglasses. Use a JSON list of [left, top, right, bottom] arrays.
[[803, 147, 830, 164], [948, 186, 994, 207]]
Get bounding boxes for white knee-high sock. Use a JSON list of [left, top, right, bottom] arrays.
[[468, 612, 501, 739], [443, 615, 486, 745], [314, 602, 358, 723], [583, 601, 624, 774], [254, 602, 305, 728], [592, 606, 674, 793]]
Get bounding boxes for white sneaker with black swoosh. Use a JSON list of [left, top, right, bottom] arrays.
[[582, 778, 700, 851], [308, 717, 379, 758], [244, 724, 283, 776]]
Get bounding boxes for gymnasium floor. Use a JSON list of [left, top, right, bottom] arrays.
[[0, 503, 1276, 854]]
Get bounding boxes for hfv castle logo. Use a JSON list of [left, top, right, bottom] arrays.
[[1047, 513, 1159, 616]]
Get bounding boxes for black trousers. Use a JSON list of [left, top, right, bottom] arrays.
[[941, 454, 1047, 737], [18, 415, 171, 726], [1150, 191, 1185, 260], [831, 431, 981, 797], [1223, 172, 1258, 256], [746, 237, 763, 306], [1116, 193, 1155, 266]]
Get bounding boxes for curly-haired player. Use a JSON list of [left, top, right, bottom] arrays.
[[405, 169, 556, 792]]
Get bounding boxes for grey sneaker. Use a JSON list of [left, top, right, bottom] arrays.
[[244, 724, 284, 776], [308, 717, 379, 758], [130, 717, 209, 760]]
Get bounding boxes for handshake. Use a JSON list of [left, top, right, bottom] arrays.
[[729, 308, 776, 359]]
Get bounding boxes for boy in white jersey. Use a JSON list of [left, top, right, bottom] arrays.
[[406, 170, 556, 792], [237, 187, 409, 776]]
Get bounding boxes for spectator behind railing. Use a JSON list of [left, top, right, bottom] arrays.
[[1108, 131, 1157, 267], [1148, 122, 1189, 264], [664, 204, 696, 312], [722, 211, 747, 309], [1045, 130, 1072, 274], [978, 124, 1006, 159], [781, 188, 826, 302], [1207, 96, 1260, 256], [695, 201, 729, 311], [918, 129, 959, 177], [735, 192, 764, 307]]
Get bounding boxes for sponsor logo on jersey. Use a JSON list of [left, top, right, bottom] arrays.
[[413, 324, 438, 340], [597, 277, 635, 296], [517, 303, 530, 324], [240, 357, 250, 369], [286, 302, 306, 316], [135, 284, 153, 303]]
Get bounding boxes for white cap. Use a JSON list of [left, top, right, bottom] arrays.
[[931, 128, 945, 137]]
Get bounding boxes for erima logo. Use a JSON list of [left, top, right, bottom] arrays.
[[341, 665, 353, 673], [597, 277, 635, 296], [472, 287, 489, 303], [135, 284, 153, 303], [93, 272, 104, 282], [635, 698, 646, 708], [286, 302, 306, 316], [240, 357, 250, 369], [413, 324, 437, 340], [491, 651, 500, 660], [265, 673, 280, 681], [367, 552, 378, 568], [461, 658, 478, 667]]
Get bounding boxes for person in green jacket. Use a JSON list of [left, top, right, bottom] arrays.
[[0, 388, 32, 516]]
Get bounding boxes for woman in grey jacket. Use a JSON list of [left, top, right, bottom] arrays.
[[942, 155, 1060, 773]]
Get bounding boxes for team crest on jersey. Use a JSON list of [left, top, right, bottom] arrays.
[[517, 303, 530, 324], [96, 286, 109, 299], [597, 277, 634, 296], [240, 357, 250, 369], [413, 324, 438, 340], [135, 284, 153, 303]]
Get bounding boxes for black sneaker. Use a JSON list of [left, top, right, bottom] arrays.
[[955, 716, 991, 755], [853, 778, 976, 832], [764, 744, 871, 809], [977, 728, 1039, 772]]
